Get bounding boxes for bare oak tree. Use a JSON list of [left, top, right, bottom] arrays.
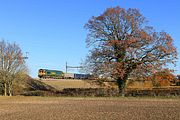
[[0, 40, 28, 96], [84, 6, 177, 96]]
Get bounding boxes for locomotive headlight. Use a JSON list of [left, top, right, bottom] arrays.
[[39, 69, 45, 75]]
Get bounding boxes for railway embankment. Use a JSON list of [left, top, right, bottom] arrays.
[[8, 77, 180, 97]]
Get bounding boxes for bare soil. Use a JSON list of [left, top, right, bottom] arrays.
[[0, 96, 179, 120]]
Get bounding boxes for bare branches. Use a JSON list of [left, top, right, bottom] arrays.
[[0, 40, 28, 96]]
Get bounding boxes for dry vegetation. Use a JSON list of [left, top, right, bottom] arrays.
[[0, 96, 179, 120], [42, 79, 180, 90]]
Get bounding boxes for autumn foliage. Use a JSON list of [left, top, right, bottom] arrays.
[[84, 6, 177, 96], [150, 69, 176, 86]]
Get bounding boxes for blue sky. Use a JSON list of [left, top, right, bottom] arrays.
[[0, 0, 179, 78]]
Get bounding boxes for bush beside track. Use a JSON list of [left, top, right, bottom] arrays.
[[126, 87, 180, 97], [58, 87, 180, 97]]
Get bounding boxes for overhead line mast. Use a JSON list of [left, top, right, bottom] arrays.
[[65, 62, 82, 74]]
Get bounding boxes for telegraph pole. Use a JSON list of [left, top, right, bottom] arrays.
[[66, 62, 67, 74]]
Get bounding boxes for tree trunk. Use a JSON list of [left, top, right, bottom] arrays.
[[117, 78, 126, 97], [9, 91, 12, 96], [4, 83, 7, 96], [8, 84, 12, 96]]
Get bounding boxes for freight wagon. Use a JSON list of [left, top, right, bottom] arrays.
[[64, 73, 74, 79], [74, 73, 90, 79]]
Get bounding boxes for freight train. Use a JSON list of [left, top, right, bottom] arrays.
[[38, 69, 91, 79]]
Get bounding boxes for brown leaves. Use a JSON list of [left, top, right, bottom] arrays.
[[84, 6, 177, 86], [151, 69, 175, 86], [111, 62, 126, 79]]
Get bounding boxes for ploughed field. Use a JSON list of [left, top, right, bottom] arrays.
[[0, 96, 179, 120]]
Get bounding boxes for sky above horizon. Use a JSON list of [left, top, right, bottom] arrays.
[[0, 0, 179, 78]]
